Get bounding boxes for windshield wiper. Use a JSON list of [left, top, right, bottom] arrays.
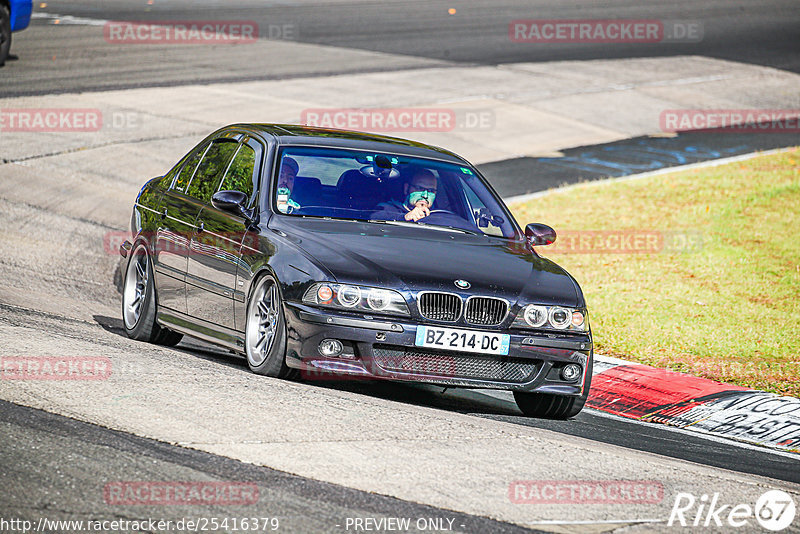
[[378, 220, 481, 235], [434, 224, 482, 236]]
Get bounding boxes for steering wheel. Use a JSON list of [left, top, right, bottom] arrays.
[[428, 209, 457, 216]]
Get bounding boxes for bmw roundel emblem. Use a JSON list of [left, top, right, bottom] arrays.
[[454, 279, 471, 289]]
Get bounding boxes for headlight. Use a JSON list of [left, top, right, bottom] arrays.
[[303, 283, 410, 316], [366, 288, 392, 311], [523, 305, 547, 327], [548, 307, 571, 329], [513, 304, 589, 332], [337, 285, 361, 307]]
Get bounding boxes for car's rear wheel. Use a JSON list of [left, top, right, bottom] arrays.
[[122, 243, 183, 346], [513, 357, 593, 419], [245, 274, 293, 377], [0, 5, 11, 67]]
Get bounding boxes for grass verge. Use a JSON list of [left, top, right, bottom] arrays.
[[510, 148, 800, 396]]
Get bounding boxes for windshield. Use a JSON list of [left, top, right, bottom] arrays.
[[272, 146, 519, 238]]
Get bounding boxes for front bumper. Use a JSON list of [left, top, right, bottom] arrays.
[[283, 302, 592, 395]]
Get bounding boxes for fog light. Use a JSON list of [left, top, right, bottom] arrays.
[[318, 339, 343, 357], [561, 363, 582, 382]]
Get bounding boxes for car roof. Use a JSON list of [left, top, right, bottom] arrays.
[[230, 123, 467, 164]]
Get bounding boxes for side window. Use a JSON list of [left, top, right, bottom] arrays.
[[173, 143, 208, 193], [219, 143, 256, 202], [186, 139, 238, 202]]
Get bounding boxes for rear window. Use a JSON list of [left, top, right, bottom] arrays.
[[173, 143, 208, 193], [185, 139, 238, 202]]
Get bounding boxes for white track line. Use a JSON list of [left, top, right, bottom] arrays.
[[31, 12, 108, 26]]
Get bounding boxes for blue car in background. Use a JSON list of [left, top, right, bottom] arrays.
[[1, 0, 32, 66]]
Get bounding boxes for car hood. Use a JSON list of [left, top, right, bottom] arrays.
[[271, 217, 582, 307]]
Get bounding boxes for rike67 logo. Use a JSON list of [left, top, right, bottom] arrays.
[[668, 490, 796, 531]]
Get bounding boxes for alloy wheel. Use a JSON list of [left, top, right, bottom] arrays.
[[247, 279, 279, 367], [123, 247, 149, 329]]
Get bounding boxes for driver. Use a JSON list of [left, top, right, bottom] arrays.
[[276, 156, 301, 214], [372, 168, 438, 222]]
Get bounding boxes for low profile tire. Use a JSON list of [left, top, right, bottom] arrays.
[[122, 243, 183, 345], [245, 274, 293, 378], [0, 6, 11, 67], [514, 357, 593, 419]]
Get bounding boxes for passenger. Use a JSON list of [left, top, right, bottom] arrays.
[[372, 168, 438, 222], [276, 157, 301, 213]]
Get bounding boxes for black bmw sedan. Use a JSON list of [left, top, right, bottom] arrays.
[[120, 124, 592, 419]]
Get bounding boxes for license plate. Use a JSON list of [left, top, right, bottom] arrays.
[[415, 326, 510, 355]]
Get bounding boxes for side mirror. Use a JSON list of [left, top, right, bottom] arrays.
[[476, 207, 505, 228], [212, 190, 252, 221], [525, 223, 557, 246]]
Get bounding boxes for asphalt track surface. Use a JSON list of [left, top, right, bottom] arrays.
[[0, 400, 538, 534], [2, 0, 799, 95], [296, 375, 800, 485], [479, 130, 800, 197]]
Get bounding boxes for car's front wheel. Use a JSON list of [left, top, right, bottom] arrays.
[[122, 243, 183, 346], [245, 274, 293, 377], [513, 358, 593, 419]]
